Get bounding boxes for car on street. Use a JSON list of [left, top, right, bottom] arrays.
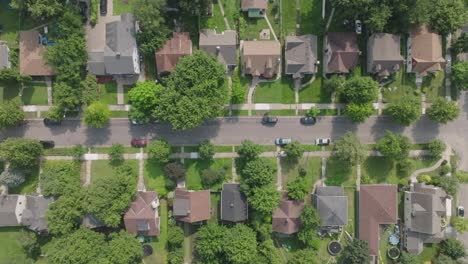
[[43, 118, 62, 126], [131, 138, 148, 148], [300, 116, 316, 125], [277, 151, 287, 157], [315, 138, 331, 146], [458, 206, 465, 218], [39, 140, 55, 149], [100, 0, 107, 15], [262, 115, 278, 125], [275, 138, 292, 146], [355, 20, 362, 34]]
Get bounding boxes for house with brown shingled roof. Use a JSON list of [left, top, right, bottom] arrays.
[[155, 32, 192, 76], [325, 32, 360, 74], [242, 40, 281, 78], [173, 188, 211, 223], [367, 33, 404, 79], [359, 184, 397, 263], [410, 25, 446, 77], [19, 31, 55, 76], [272, 200, 304, 235], [124, 191, 160, 236]]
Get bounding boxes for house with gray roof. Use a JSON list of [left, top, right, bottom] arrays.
[[221, 183, 248, 222], [199, 29, 237, 70], [0, 44, 11, 70], [367, 33, 404, 79], [285, 35, 318, 79], [313, 186, 348, 230], [87, 13, 140, 80], [0, 195, 53, 233], [404, 183, 452, 254]]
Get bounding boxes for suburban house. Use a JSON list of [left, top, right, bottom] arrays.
[[272, 200, 304, 235], [313, 186, 348, 232], [285, 35, 318, 79], [242, 40, 281, 78], [173, 188, 211, 223], [456, 24, 468, 61], [359, 185, 397, 263], [410, 25, 446, 77], [404, 183, 453, 254], [220, 183, 248, 222], [199, 29, 237, 70], [325, 32, 360, 74], [367, 33, 404, 79], [155, 32, 192, 76], [19, 31, 55, 76], [124, 191, 160, 236], [0, 195, 53, 234], [241, 0, 267, 18], [87, 13, 140, 81], [0, 44, 11, 70]]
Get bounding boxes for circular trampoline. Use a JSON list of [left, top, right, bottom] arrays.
[[387, 247, 400, 260], [143, 245, 154, 257], [328, 241, 342, 256]]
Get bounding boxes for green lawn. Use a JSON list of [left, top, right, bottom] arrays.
[[253, 109, 297, 116], [299, 0, 322, 35], [222, 0, 239, 29], [382, 71, 419, 103], [0, 81, 20, 102], [113, 0, 134, 15], [9, 166, 39, 194], [317, 236, 334, 263], [110, 111, 129, 117], [299, 76, 332, 103], [0, 227, 31, 263], [282, 0, 296, 37], [209, 193, 221, 224], [266, 2, 280, 39], [90, 146, 141, 154], [253, 78, 295, 103], [214, 145, 234, 152], [325, 157, 356, 187], [184, 158, 232, 191], [230, 68, 250, 104], [99, 82, 117, 105], [418, 244, 438, 263], [200, 2, 226, 32], [144, 161, 175, 197], [241, 14, 271, 40], [144, 199, 168, 264], [22, 82, 48, 105], [281, 157, 321, 199], [91, 160, 139, 184], [275, 235, 302, 261], [344, 187, 356, 235], [0, 7, 20, 48], [43, 147, 77, 156], [422, 71, 446, 103]]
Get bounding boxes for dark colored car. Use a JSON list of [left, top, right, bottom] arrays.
[[458, 206, 465, 218], [300, 116, 316, 125], [131, 138, 148, 148], [100, 0, 107, 16], [43, 118, 61, 126], [262, 115, 278, 125], [39, 140, 55, 149], [0, 24, 3, 34]]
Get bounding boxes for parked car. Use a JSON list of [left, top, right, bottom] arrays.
[[0, 24, 3, 34], [355, 20, 362, 34], [131, 138, 148, 148], [458, 206, 465, 218], [262, 115, 278, 125], [100, 0, 107, 15], [275, 138, 292, 146], [39, 140, 55, 149], [277, 151, 287, 158], [300, 116, 316, 125], [43, 118, 62, 126], [315, 138, 331, 146]]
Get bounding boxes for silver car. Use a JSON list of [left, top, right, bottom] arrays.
[[275, 138, 292, 146]]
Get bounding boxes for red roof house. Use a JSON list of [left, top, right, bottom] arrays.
[[124, 191, 160, 236], [155, 32, 192, 76]]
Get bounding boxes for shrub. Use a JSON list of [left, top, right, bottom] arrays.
[[0, 168, 25, 188], [164, 162, 185, 182], [109, 144, 124, 165], [72, 144, 86, 159], [417, 174, 432, 184], [201, 168, 226, 187], [426, 139, 446, 158], [440, 165, 451, 176], [397, 159, 413, 175], [147, 139, 171, 163], [198, 140, 215, 160]]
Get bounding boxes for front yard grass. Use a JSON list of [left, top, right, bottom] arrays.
[[113, 0, 134, 15], [422, 71, 446, 103], [281, 157, 321, 198], [99, 82, 117, 105], [299, 76, 332, 103], [22, 82, 48, 105], [382, 71, 419, 103], [282, 0, 296, 37], [184, 158, 232, 191], [325, 157, 356, 187], [144, 161, 175, 197], [230, 68, 250, 104], [0, 227, 31, 263], [253, 78, 295, 103], [91, 160, 139, 184], [200, 2, 226, 32], [144, 199, 168, 264]]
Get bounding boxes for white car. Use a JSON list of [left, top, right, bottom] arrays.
[[275, 138, 292, 146], [355, 20, 362, 34], [315, 138, 331, 146]]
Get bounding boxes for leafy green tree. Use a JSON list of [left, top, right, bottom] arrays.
[[287, 249, 318, 264], [337, 239, 371, 264], [452, 61, 468, 91], [179, 0, 211, 15], [45, 106, 64, 123], [287, 178, 308, 200], [241, 158, 275, 190], [376, 131, 411, 161], [167, 223, 184, 250], [147, 139, 171, 163], [72, 144, 86, 159], [195, 223, 227, 262], [223, 224, 258, 264], [417, 174, 432, 184], [429, 0, 467, 34], [345, 103, 374, 123], [0, 169, 25, 188], [198, 140, 215, 160], [133, 0, 169, 55], [128, 81, 162, 123], [324, 75, 345, 94], [17, 229, 40, 259], [154, 51, 228, 130], [168, 248, 184, 264], [399, 251, 418, 264], [397, 159, 413, 175], [85, 173, 136, 227], [387, 96, 421, 125], [107, 231, 143, 264], [247, 185, 280, 214], [434, 254, 458, 264], [237, 140, 262, 161], [164, 162, 186, 182], [83, 101, 110, 128], [426, 139, 446, 158], [341, 76, 378, 104], [47, 190, 84, 235], [201, 168, 227, 188], [439, 176, 459, 196], [0, 138, 43, 168], [55, 8, 85, 40], [41, 161, 81, 197], [283, 141, 304, 163], [365, 3, 392, 32], [0, 98, 24, 129], [333, 132, 367, 166], [81, 74, 99, 105], [109, 144, 124, 165], [53, 82, 81, 110], [22, 0, 64, 19], [427, 98, 460, 124], [452, 33, 468, 55], [307, 106, 320, 118], [440, 238, 466, 260], [297, 205, 321, 249], [257, 239, 282, 264]]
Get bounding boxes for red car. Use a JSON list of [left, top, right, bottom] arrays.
[[131, 138, 148, 148]]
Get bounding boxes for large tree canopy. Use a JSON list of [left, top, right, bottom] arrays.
[[427, 98, 460, 124], [179, 0, 211, 15], [47, 190, 84, 235], [338, 239, 371, 264], [241, 158, 275, 190], [387, 96, 421, 125], [341, 76, 378, 104], [333, 132, 367, 166], [247, 185, 280, 214], [297, 205, 321, 249], [0, 98, 25, 129], [83, 101, 110, 128], [195, 223, 227, 263], [154, 51, 228, 130], [430, 0, 467, 34], [223, 224, 258, 264], [0, 138, 43, 169], [41, 161, 81, 197], [376, 131, 411, 161], [452, 61, 468, 91], [133, 0, 169, 55], [128, 81, 162, 123]]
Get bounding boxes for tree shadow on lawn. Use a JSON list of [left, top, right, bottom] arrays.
[[363, 157, 393, 183], [325, 157, 354, 186]]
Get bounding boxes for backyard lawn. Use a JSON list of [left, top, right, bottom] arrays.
[[9, 166, 39, 194], [281, 157, 321, 196], [0, 227, 31, 263], [91, 160, 139, 184], [221, 0, 239, 29], [382, 70, 419, 103], [253, 78, 295, 103], [200, 2, 226, 32], [241, 14, 271, 40], [422, 71, 446, 103], [113, 0, 134, 15], [266, 2, 280, 39], [325, 157, 356, 187], [184, 158, 232, 191], [99, 82, 117, 105], [299, 0, 322, 35], [144, 161, 175, 197], [282, 0, 296, 37], [144, 199, 168, 264]]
